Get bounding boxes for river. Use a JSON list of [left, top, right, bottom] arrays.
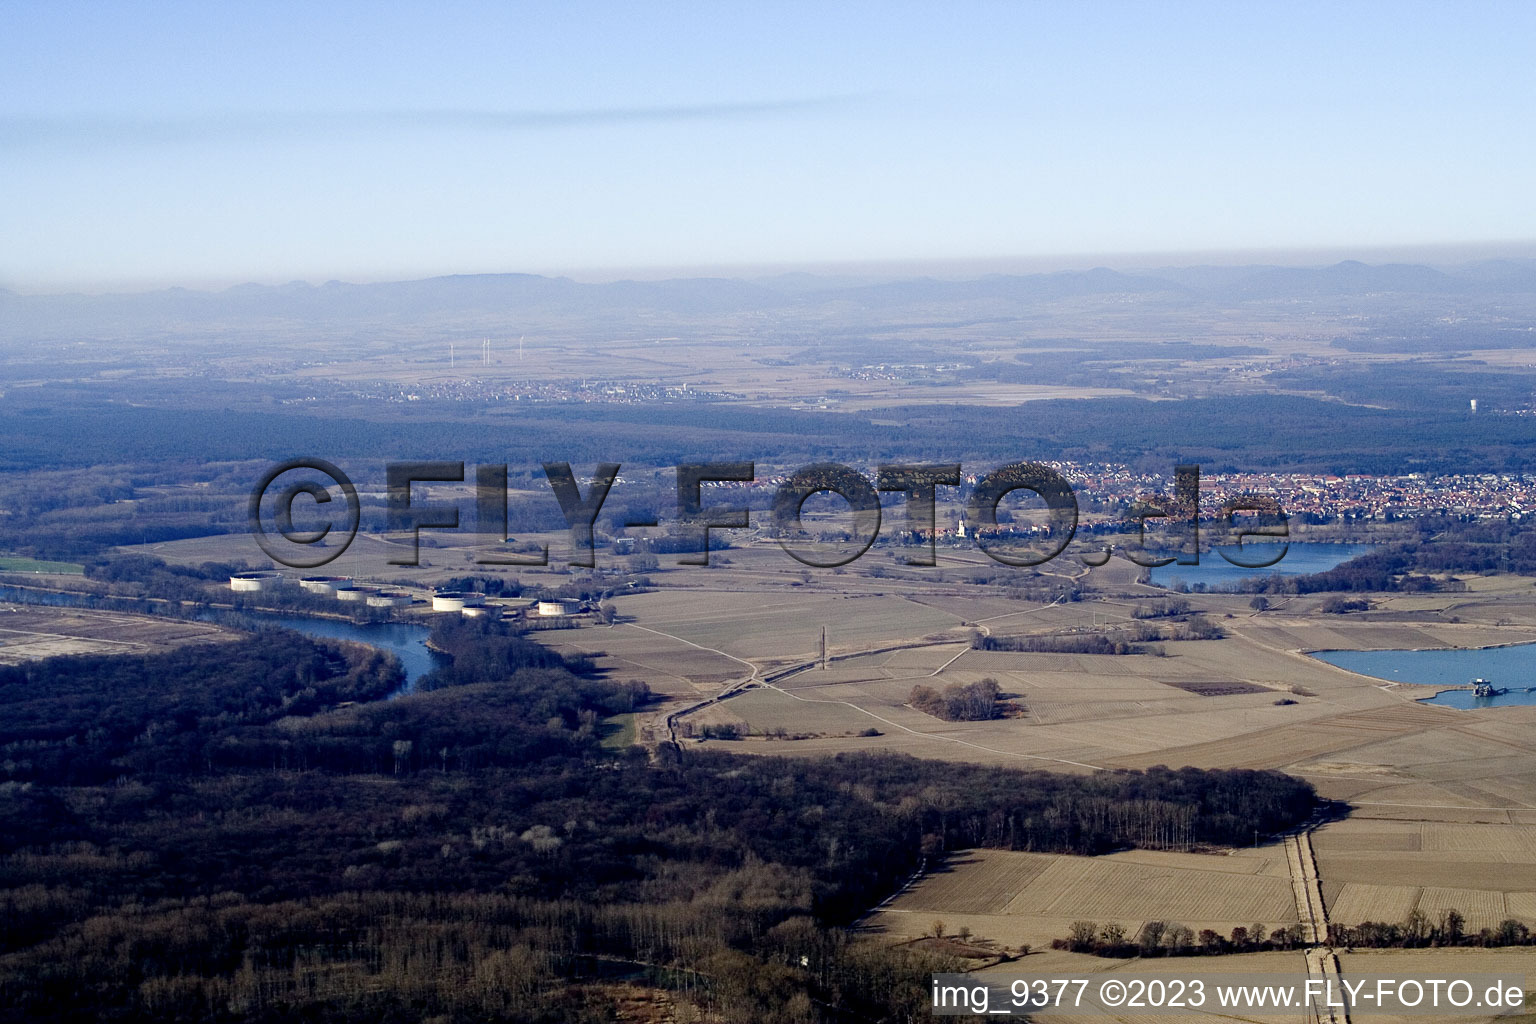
[[0, 584, 446, 692]]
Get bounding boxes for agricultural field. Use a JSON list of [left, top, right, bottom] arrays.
[[0, 604, 232, 663], [1288, 708, 1536, 810], [872, 847, 1297, 951], [685, 686, 880, 738], [610, 587, 967, 666], [0, 555, 84, 574], [545, 624, 747, 694], [130, 527, 559, 585], [1314, 817, 1536, 931], [1327, 883, 1423, 928], [687, 624, 1411, 771]]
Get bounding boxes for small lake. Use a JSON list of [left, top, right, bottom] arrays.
[[1148, 542, 1376, 590], [0, 585, 445, 692], [1310, 645, 1536, 709]]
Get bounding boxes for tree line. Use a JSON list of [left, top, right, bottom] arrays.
[[1329, 909, 1532, 950], [1054, 919, 1310, 957], [974, 631, 1163, 655], [1054, 909, 1535, 958]]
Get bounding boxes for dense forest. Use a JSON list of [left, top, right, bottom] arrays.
[[3, 391, 1536, 486], [0, 619, 1318, 1022]]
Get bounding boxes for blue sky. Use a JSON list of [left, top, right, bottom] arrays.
[[3, 1, 1535, 291]]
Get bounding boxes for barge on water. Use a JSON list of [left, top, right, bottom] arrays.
[[1472, 678, 1506, 698]]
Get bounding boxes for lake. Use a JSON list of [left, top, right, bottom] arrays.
[[1148, 542, 1376, 590], [1310, 644, 1536, 709]]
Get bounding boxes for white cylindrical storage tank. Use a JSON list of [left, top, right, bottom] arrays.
[[537, 599, 581, 617], [462, 604, 501, 620], [335, 585, 374, 602], [230, 570, 284, 593], [366, 591, 413, 609], [300, 574, 351, 596], [432, 590, 483, 611]]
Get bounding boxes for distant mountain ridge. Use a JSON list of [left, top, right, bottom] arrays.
[[5, 259, 1536, 337]]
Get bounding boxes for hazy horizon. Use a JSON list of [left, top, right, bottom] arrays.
[[5, 3, 1536, 293], [7, 239, 1536, 298]]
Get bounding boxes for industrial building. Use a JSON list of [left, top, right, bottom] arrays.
[[299, 575, 352, 596], [229, 570, 285, 592], [431, 590, 485, 612]]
